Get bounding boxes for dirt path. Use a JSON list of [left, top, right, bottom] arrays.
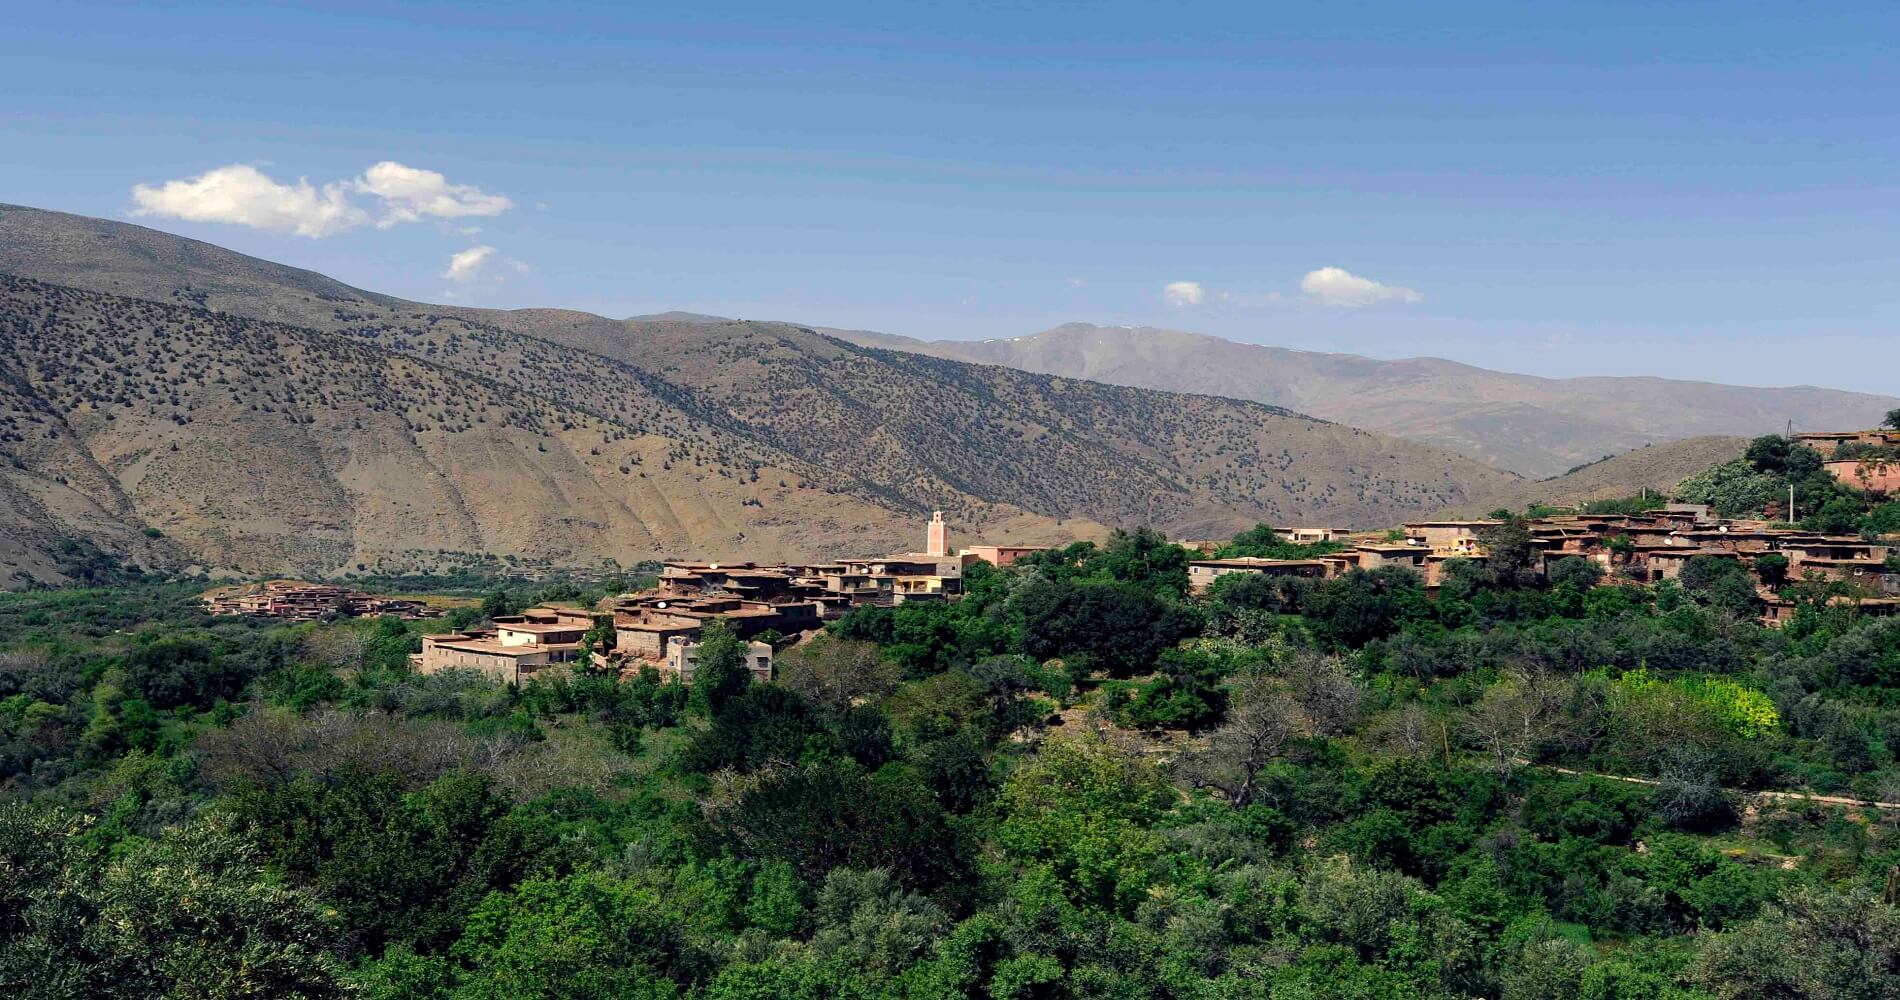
[[1534, 762, 1900, 812]]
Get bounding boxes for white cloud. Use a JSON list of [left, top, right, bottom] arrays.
[[352, 161, 512, 227], [1299, 267, 1422, 308], [131, 160, 511, 237], [1163, 280, 1205, 306], [131, 164, 366, 237], [443, 245, 499, 282]]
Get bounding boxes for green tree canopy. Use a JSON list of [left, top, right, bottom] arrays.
[[688, 618, 751, 717]]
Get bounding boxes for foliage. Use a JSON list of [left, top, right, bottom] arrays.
[[7, 529, 1900, 999], [687, 618, 750, 716], [1217, 523, 1345, 560], [0, 802, 351, 999], [1610, 668, 1779, 740], [1675, 458, 1786, 519]]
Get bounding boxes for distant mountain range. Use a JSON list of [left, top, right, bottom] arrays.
[[825, 323, 1898, 479], [0, 205, 1526, 586]]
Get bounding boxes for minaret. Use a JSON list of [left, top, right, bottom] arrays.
[[926, 510, 948, 557]]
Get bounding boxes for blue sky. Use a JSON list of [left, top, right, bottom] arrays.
[[4, 1, 1897, 392]]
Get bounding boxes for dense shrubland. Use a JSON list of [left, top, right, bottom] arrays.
[[3, 515, 1900, 998]]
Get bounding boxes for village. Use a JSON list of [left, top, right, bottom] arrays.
[[206, 429, 1900, 689], [203, 581, 445, 622]]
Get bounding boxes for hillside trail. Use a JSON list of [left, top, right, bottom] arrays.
[[1531, 761, 1900, 812]]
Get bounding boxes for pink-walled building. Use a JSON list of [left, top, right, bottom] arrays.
[[1825, 459, 1900, 494]]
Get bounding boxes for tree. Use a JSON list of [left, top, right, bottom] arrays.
[[449, 872, 683, 999], [1885, 407, 1900, 431], [777, 635, 897, 716], [1108, 645, 1228, 732], [1093, 527, 1192, 596], [808, 868, 949, 979], [995, 734, 1173, 912], [226, 767, 553, 957], [1010, 579, 1200, 678], [689, 618, 750, 717], [480, 588, 519, 620], [1744, 434, 1823, 479], [1479, 517, 1542, 589], [1288, 650, 1364, 736], [1678, 555, 1762, 618], [123, 634, 264, 711], [1547, 556, 1604, 592], [1804, 496, 1865, 536], [1691, 887, 1900, 998], [1676, 459, 1784, 519], [303, 625, 373, 672], [1651, 746, 1735, 832], [1301, 567, 1427, 648], [1462, 664, 1575, 775], [1206, 569, 1303, 616], [1753, 553, 1790, 587], [679, 684, 823, 774], [710, 759, 962, 889], [1219, 524, 1343, 561], [0, 802, 352, 1000], [1179, 675, 1306, 806]]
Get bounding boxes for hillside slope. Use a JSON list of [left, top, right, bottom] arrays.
[[828, 322, 1898, 478], [0, 273, 944, 585], [1440, 435, 1751, 517], [0, 206, 1523, 585]]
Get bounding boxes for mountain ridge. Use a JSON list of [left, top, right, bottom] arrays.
[[823, 321, 1898, 477], [0, 205, 1522, 586]]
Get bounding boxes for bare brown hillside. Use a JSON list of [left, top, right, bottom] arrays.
[[1439, 435, 1750, 517], [0, 206, 1525, 586], [0, 273, 955, 585]]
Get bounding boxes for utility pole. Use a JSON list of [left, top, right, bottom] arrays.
[[1789, 484, 1796, 523]]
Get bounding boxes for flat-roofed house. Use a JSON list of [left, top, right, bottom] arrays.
[[418, 609, 592, 684], [1424, 552, 1487, 587], [656, 562, 808, 600], [1825, 459, 1900, 493], [1794, 429, 1900, 457], [1764, 594, 1900, 627], [614, 607, 706, 661], [612, 595, 821, 661], [664, 636, 775, 684], [1352, 543, 1430, 573], [1276, 526, 1352, 544], [837, 554, 963, 603], [204, 581, 444, 621], [1638, 547, 1738, 583], [959, 544, 1052, 568], [1187, 558, 1330, 594], [1404, 520, 1500, 556]]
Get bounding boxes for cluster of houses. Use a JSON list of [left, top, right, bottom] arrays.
[[413, 512, 1051, 685], [1185, 507, 1898, 627], [203, 580, 444, 621], [213, 426, 1894, 687], [1798, 429, 1900, 493], [412, 494, 1900, 686]]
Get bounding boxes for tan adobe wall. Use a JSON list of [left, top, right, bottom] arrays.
[[616, 628, 672, 659], [419, 645, 536, 681]]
